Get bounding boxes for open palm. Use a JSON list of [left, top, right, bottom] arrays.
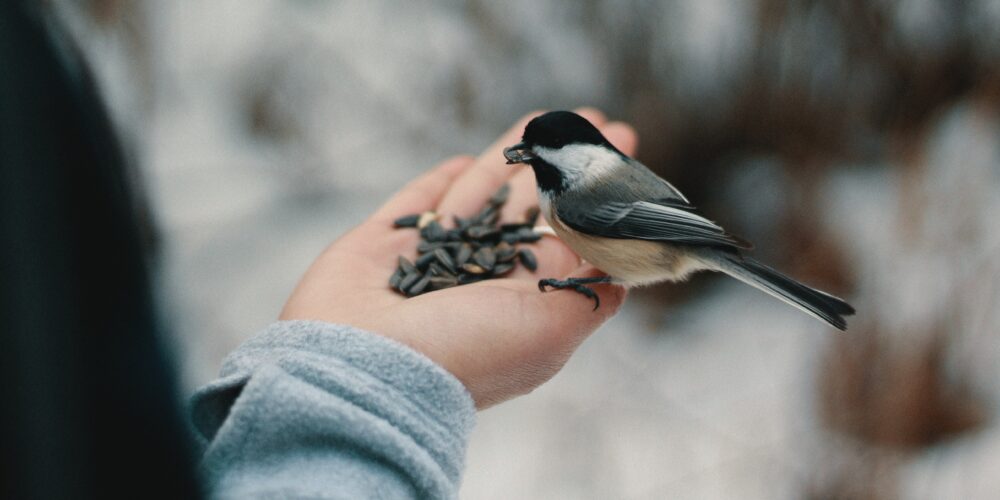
[[280, 109, 639, 408]]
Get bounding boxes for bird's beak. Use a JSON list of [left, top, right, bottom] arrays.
[[503, 142, 534, 164]]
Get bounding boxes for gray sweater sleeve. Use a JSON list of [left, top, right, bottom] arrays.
[[189, 320, 476, 499]]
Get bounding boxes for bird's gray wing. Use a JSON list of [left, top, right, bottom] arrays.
[[557, 198, 752, 249]]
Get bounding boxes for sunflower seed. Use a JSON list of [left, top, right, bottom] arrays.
[[433, 248, 457, 274], [454, 243, 473, 266], [517, 227, 541, 243], [408, 274, 432, 295], [462, 263, 487, 274], [428, 262, 450, 277], [500, 222, 530, 232], [421, 220, 446, 242], [518, 248, 538, 271], [414, 252, 437, 269], [388, 268, 404, 289], [495, 242, 517, 262], [473, 247, 496, 271], [399, 270, 421, 291], [388, 182, 543, 297], [458, 273, 487, 285], [481, 209, 500, 226], [523, 206, 540, 226], [492, 262, 515, 276], [466, 225, 500, 240], [398, 256, 417, 275], [429, 275, 458, 289], [489, 184, 510, 206], [416, 240, 443, 253], [393, 214, 420, 228], [474, 204, 499, 225], [417, 211, 439, 229]]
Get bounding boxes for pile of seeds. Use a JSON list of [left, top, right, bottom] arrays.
[[389, 184, 541, 297]]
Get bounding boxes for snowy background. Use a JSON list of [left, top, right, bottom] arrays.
[[55, 1, 1000, 498]]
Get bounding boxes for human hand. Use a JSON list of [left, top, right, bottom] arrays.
[[280, 108, 639, 408]]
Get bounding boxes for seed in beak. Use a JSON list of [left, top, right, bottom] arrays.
[[503, 142, 534, 164]]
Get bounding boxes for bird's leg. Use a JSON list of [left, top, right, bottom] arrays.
[[538, 276, 613, 310]]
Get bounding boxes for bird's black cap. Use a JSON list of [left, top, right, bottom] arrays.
[[521, 110, 616, 150]]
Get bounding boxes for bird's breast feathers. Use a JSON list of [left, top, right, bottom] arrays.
[[539, 192, 710, 286]]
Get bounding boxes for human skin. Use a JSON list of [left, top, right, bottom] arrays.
[[280, 108, 639, 408]]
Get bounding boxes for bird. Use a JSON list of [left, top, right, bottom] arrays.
[[503, 110, 855, 330]]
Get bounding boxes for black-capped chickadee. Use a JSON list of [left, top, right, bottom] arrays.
[[504, 111, 855, 330]]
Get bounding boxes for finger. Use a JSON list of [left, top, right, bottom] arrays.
[[371, 155, 475, 223], [602, 121, 639, 157], [436, 107, 609, 221]]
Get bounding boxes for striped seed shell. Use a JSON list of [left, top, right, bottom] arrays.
[[523, 206, 540, 226], [417, 211, 439, 229], [501, 232, 520, 244], [472, 247, 496, 271], [518, 248, 538, 271], [492, 262, 515, 276], [500, 222, 530, 232], [398, 256, 417, 275], [466, 226, 500, 240], [495, 242, 517, 262], [414, 252, 437, 269], [398, 270, 421, 292], [433, 248, 457, 274], [428, 262, 452, 277], [489, 184, 510, 206], [462, 263, 487, 275], [393, 214, 420, 228], [458, 273, 486, 284], [517, 227, 541, 243], [429, 275, 458, 290], [408, 274, 432, 295], [417, 240, 444, 253], [454, 243, 473, 266], [421, 220, 446, 242], [388, 268, 404, 289]]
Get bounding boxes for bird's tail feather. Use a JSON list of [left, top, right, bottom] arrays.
[[712, 254, 855, 330]]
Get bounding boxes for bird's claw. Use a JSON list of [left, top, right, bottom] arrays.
[[538, 278, 605, 310]]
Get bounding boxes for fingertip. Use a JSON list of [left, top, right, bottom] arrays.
[[601, 121, 639, 156], [573, 107, 607, 126], [438, 154, 476, 172], [514, 110, 547, 130]]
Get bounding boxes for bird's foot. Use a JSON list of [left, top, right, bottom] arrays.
[[538, 276, 613, 310]]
